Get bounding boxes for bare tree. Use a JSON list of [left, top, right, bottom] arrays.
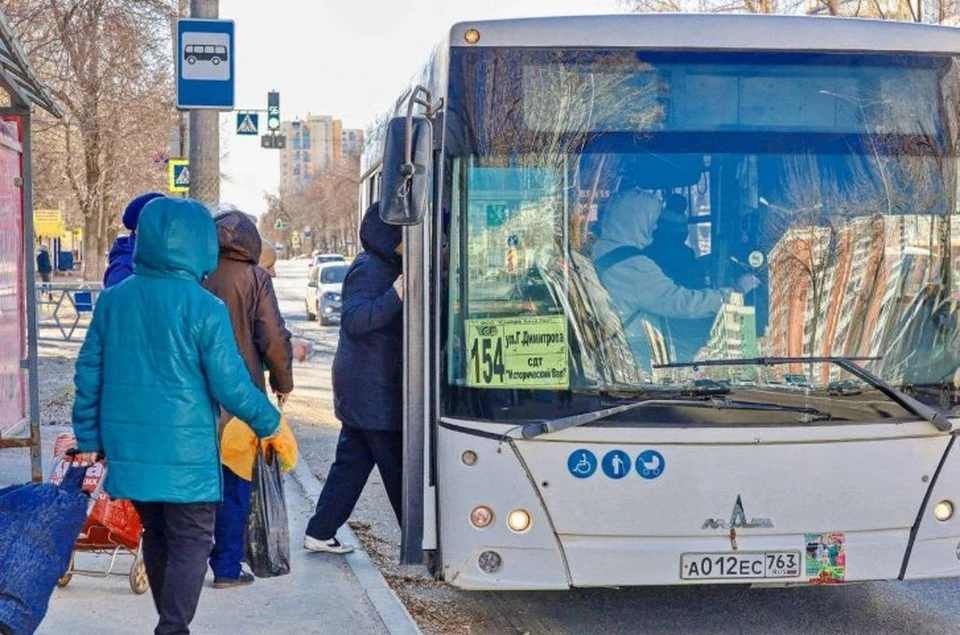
[[1, 0, 175, 280], [260, 156, 362, 257]]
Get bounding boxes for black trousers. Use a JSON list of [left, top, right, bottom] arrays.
[[305, 425, 403, 540], [132, 501, 217, 635]]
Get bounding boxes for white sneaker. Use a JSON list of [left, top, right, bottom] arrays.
[[303, 535, 354, 554]]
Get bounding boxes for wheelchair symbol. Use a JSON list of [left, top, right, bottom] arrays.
[[567, 449, 597, 479]]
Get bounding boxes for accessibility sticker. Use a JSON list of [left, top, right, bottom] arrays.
[[636, 449, 665, 480], [602, 450, 630, 479], [464, 316, 568, 389], [805, 532, 846, 584], [567, 449, 597, 479]]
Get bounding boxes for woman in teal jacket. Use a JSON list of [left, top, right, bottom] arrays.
[[72, 197, 280, 635]]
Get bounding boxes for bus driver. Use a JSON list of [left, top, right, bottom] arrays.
[[592, 183, 759, 366]]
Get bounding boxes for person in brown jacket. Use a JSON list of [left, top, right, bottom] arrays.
[[203, 209, 294, 589]]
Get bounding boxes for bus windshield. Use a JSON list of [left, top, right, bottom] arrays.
[[443, 48, 960, 421]]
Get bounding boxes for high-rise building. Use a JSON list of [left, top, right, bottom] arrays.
[[278, 115, 343, 193], [340, 128, 364, 160], [695, 294, 757, 380]]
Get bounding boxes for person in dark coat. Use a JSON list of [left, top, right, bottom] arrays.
[[202, 210, 294, 588], [35, 245, 52, 282], [304, 202, 403, 554], [103, 192, 165, 288]]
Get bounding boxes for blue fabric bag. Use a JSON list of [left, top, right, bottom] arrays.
[[0, 467, 90, 635]]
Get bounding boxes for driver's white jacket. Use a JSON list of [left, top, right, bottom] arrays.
[[593, 189, 724, 321]]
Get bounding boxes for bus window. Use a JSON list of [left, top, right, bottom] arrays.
[[445, 46, 959, 412]]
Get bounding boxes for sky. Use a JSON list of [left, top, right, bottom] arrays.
[[216, 0, 623, 216]]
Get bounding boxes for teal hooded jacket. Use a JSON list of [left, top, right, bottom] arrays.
[[72, 198, 280, 503]]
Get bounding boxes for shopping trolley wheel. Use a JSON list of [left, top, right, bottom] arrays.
[[130, 555, 149, 594], [57, 554, 74, 588]]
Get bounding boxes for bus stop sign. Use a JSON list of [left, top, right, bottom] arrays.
[[176, 19, 235, 110]]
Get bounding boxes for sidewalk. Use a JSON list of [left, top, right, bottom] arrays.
[[0, 424, 416, 635]]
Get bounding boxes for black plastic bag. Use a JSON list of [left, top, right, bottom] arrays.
[[244, 443, 291, 577]]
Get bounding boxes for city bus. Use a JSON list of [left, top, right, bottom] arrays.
[[360, 14, 960, 589]]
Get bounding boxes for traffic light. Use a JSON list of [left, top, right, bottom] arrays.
[[267, 91, 280, 131]]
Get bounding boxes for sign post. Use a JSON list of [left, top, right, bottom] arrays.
[[178, 10, 233, 207]]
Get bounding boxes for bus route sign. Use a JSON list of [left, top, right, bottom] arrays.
[[176, 19, 235, 110], [464, 316, 568, 389]]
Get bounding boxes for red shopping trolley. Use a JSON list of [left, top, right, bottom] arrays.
[[48, 433, 148, 594]]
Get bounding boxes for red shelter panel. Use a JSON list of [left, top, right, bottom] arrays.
[[0, 120, 24, 436]]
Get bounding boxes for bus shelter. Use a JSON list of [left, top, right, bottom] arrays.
[[0, 11, 63, 481]]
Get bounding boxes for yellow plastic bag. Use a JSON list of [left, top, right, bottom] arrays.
[[221, 416, 298, 481]]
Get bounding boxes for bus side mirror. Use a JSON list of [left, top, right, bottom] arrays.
[[380, 115, 432, 226]]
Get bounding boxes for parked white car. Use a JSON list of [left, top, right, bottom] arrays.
[[306, 262, 347, 325]]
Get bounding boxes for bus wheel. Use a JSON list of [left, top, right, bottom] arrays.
[[187, 55, 197, 65], [212, 57, 220, 65]]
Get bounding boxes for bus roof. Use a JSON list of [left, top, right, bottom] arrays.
[[450, 14, 960, 55]]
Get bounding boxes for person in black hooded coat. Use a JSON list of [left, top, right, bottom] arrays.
[[304, 202, 404, 554]]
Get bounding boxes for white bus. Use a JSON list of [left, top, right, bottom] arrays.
[[362, 14, 960, 590]]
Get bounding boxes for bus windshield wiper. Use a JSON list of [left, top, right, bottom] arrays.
[[655, 356, 953, 433], [519, 395, 833, 440], [709, 398, 834, 421]]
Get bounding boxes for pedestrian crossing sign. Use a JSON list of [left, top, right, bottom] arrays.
[[236, 112, 259, 135], [169, 159, 190, 193]]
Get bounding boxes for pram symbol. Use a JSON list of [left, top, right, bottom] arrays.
[[636, 450, 665, 480]]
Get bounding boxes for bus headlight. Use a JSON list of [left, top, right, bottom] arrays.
[[507, 509, 531, 533], [470, 505, 494, 528], [934, 500, 955, 522]]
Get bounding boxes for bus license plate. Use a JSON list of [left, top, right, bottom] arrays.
[[681, 551, 801, 580]]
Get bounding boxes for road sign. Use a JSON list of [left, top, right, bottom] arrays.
[[303, 230, 312, 238], [34, 209, 65, 238], [176, 19, 235, 110], [273, 219, 286, 230], [291, 231, 301, 247], [236, 113, 258, 135], [267, 91, 280, 130], [169, 159, 190, 193]]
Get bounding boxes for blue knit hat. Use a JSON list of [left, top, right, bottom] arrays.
[[122, 192, 165, 231]]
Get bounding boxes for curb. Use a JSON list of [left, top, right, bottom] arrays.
[[290, 459, 422, 635]]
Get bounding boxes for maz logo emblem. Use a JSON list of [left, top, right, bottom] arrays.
[[701, 495, 774, 530]]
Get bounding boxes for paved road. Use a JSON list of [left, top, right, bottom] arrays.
[[273, 259, 960, 635]]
